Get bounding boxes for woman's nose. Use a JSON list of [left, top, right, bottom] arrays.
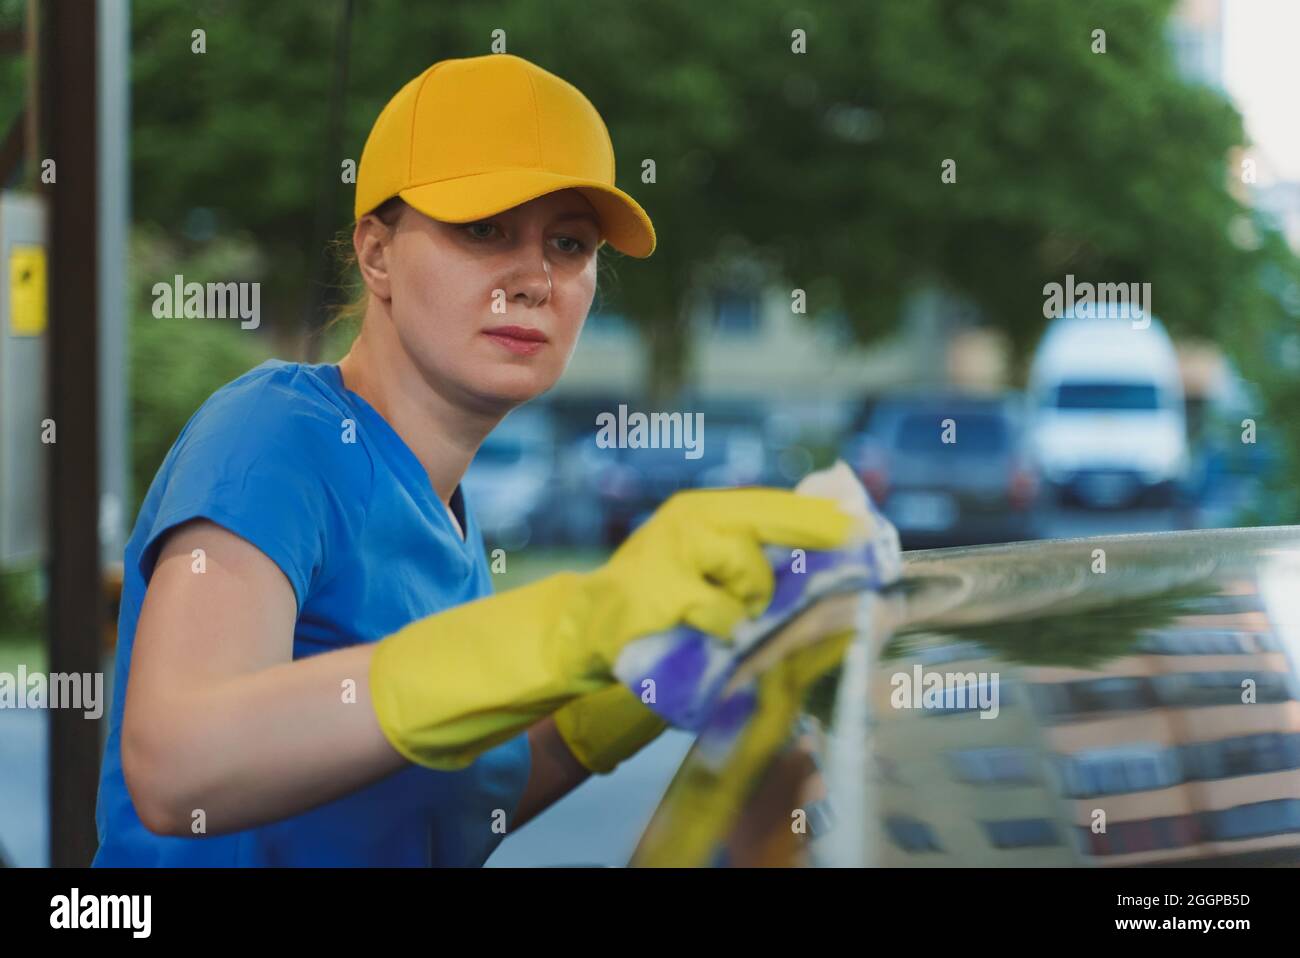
[[506, 248, 554, 307]]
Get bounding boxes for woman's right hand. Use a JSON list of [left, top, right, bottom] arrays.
[[564, 487, 859, 676], [368, 486, 859, 771]]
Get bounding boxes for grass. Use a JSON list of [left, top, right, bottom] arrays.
[[490, 547, 610, 591], [0, 634, 45, 674]]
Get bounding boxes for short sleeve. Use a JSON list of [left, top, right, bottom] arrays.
[[137, 372, 372, 614]]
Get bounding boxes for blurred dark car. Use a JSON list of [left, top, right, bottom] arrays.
[[630, 525, 1300, 866], [462, 404, 558, 550], [570, 414, 777, 547], [848, 393, 1039, 548]]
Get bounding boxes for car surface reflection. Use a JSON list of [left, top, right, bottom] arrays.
[[630, 526, 1300, 867]]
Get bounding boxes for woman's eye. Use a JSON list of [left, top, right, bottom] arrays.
[[464, 222, 498, 240], [553, 235, 588, 254]]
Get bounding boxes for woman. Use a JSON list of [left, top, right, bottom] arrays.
[[92, 52, 854, 866]]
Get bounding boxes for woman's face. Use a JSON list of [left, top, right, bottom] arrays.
[[376, 188, 602, 409]]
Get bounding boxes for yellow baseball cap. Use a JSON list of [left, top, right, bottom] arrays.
[[355, 53, 656, 258]]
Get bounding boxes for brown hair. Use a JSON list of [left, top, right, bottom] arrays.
[[321, 196, 408, 336]]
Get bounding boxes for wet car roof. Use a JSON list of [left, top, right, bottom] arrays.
[[631, 525, 1300, 867]]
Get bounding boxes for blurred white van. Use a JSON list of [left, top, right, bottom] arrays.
[[1028, 307, 1188, 508]]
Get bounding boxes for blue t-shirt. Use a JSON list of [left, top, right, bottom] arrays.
[[93, 359, 531, 866]]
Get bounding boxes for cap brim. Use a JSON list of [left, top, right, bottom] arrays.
[[398, 170, 656, 258]]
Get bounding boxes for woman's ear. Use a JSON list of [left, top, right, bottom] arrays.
[[354, 212, 396, 302]]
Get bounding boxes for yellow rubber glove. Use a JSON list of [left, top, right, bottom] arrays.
[[553, 682, 667, 774], [368, 488, 856, 770], [633, 627, 856, 867]]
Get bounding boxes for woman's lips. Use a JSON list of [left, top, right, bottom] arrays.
[[482, 325, 547, 356]]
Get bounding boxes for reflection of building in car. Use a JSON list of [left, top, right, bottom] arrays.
[[1032, 586, 1300, 865], [871, 642, 1075, 866], [868, 581, 1300, 866], [630, 528, 1300, 867]]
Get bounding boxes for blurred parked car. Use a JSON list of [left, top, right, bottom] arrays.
[[561, 409, 778, 547], [1182, 361, 1287, 526], [463, 404, 558, 550], [1028, 309, 1189, 509], [848, 392, 1039, 548], [631, 525, 1300, 866]]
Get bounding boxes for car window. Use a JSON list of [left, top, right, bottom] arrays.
[[891, 412, 1009, 454], [1053, 382, 1160, 410]]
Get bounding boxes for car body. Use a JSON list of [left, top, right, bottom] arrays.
[[630, 524, 1300, 867], [1028, 309, 1189, 509], [847, 392, 1039, 548]]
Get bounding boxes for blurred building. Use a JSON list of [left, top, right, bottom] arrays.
[[556, 286, 920, 448], [1205, 0, 1300, 252], [1170, 0, 1225, 87], [1253, 178, 1300, 254], [562, 295, 913, 403]]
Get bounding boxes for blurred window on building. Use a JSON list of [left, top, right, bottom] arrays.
[[1081, 814, 1201, 856], [711, 287, 761, 334], [923, 678, 1013, 717], [1140, 629, 1263, 655], [1155, 670, 1295, 708], [1206, 800, 1300, 841], [1256, 629, 1285, 652], [1058, 744, 1180, 798], [982, 818, 1061, 849], [1182, 732, 1300, 780], [1167, 0, 1224, 88], [947, 747, 1038, 785], [1219, 733, 1288, 777], [884, 816, 943, 853], [1036, 677, 1157, 718]]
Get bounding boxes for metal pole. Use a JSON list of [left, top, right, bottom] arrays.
[[303, 0, 354, 359], [98, 0, 129, 566], [42, 0, 104, 868], [24, 0, 39, 188]]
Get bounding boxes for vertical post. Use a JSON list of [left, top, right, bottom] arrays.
[[42, 0, 104, 868], [24, 0, 39, 187], [99, 0, 129, 565], [303, 0, 354, 360]]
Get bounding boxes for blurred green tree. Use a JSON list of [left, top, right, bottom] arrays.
[[128, 225, 273, 516], [0, 0, 28, 189], [129, 0, 1298, 366], [126, 0, 1300, 510]]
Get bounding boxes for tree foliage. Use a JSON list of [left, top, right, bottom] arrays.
[[130, 0, 1299, 385]]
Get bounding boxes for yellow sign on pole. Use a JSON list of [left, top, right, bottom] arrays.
[[9, 245, 47, 336]]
